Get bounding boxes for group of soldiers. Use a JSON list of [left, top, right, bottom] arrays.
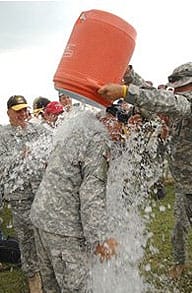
[[0, 62, 192, 292]]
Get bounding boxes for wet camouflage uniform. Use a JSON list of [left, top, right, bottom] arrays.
[[0, 122, 51, 277], [123, 65, 166, 140], [124, 66, 166, 198], [124, 62, 192, 265], [30, 110, 111, 293]]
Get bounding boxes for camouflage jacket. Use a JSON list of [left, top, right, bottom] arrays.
[[0, 122, 52, 201], [30, 110, 111, 247], [125, 84, 192, 190], [124, 66, 160, 120]]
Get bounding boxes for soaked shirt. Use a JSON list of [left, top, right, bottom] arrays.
[[30, 110, 111, 247], [0, 122, 51, 201], [125, 85, 192, 191]]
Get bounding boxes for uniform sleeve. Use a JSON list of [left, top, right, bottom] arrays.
[[123, 65, 151, 87], [124, 84, 191, 118], [79, 134, 110, 248]]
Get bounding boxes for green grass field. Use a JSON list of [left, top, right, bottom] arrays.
[[0, 184, 191, 293], [0, 203, 28, 293], [143, 184, 192, 292]]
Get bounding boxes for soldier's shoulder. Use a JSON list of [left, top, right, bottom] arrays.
[[0, 124, 13, 134]]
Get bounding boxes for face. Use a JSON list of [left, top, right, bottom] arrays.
[[43, 112, 59, 125], [59, 95, 72, 111], [7, 107, 29, 127]]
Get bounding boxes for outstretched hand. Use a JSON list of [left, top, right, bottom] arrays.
[[95, 238, 118, 262], [97, 84, 123, 102]]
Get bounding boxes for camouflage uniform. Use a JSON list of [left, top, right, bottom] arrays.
[[124, 62, 192, 265], [0, 122, 51, 277], [124, 66, 167, 198], [30, 110, 111, 293]]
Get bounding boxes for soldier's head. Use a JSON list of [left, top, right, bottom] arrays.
[[43, 101, 64, 125], [33, 96, 51, 117], [58, 92, 72, 112], [167, 62, 192, 93], [7, 95, 29, 127]]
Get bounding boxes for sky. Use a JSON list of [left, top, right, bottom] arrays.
[[0, 0, 191, 124]]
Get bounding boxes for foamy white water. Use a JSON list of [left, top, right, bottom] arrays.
[[4, 107, 165, 292], [91, 121, 163, 293]]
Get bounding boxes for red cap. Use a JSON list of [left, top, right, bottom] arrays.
[[44, 101, 64, 115]]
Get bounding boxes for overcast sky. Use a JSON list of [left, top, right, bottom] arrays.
[[0, 0, 191, 124]]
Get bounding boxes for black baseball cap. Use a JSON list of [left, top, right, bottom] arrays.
[[7, 95, 28, 111]]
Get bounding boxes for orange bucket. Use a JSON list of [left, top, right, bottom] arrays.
[[53, 9, 137, 108]]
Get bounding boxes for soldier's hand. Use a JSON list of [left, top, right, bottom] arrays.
[[95, 238, 118, 262], [98, 84, 124, 102]]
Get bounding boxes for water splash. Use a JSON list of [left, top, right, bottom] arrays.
[[2, 127, 53, 198], [2, 107, 165, 291], [91, 120, 164, 292]]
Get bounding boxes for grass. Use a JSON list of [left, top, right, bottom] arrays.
[[0, 184, 191, 292], [0, 203, 29, 293], [142, 184, 192, 292]]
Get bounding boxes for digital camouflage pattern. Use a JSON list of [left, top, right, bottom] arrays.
[[31, 110, 111, 245], [0, 122, 52, 276], [30, 110, 111, 292], [10, 198, 39, 276], [0, 123, 51, 200], [168, 62, 192, 88], [124, 63, 192, 265], [172, 191, 192, 265], [34, 227, 90, 293], [123, 65, 160, 121], [123, 66, 167, 192], [123, 65, 152, 88]]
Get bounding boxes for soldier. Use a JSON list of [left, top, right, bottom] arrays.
[[0, 95, 51, 293], [32, 96, 51, 118], [58, 91, 72, 112], [123, 65, 168, 198], [30, 106, 119, 293], [30, 96, 51, 124], [98, 62, 192, 279], [43, 101, 64, 128]]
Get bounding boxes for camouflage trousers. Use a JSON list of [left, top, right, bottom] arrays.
[[34, 228, 91, 293], [10, 199, 40, 277], [171, 190, 192, 264]]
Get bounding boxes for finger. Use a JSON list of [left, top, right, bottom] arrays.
[[97, 88, 108, 95], [86, 78, 102, 90]]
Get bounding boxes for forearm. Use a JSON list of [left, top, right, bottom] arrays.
[[80, 178, 108, 248], [80, 140, 110, 247], [124, 65, 150, 87], [124, 84, 191, 117]]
